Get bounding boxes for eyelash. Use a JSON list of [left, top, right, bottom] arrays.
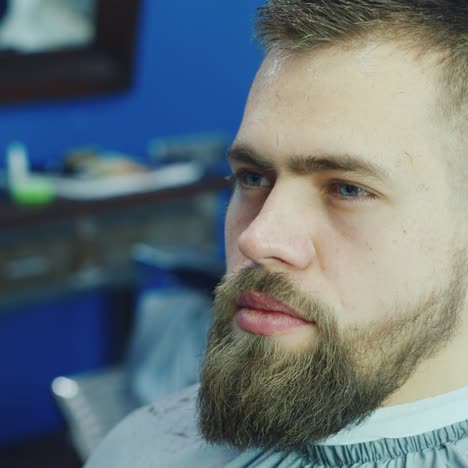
[[226, 169, 377, 203]]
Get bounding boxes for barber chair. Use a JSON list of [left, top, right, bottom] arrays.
[[51, 244, 223, 461]]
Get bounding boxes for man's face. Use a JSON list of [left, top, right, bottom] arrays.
[[198, 42, 468, 451]]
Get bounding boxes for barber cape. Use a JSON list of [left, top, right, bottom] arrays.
[[85, 384, 468, 467]]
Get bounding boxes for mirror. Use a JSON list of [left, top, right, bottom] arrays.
[[0, 0, 141, 103], [0, 0, 97, 53]]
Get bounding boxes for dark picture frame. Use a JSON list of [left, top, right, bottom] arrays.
[[0, 0, 141, 104]]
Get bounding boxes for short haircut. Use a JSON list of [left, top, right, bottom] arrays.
[[254, 1, 468, 207]]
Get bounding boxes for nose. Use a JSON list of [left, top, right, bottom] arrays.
[[237, 184, 316, 270]]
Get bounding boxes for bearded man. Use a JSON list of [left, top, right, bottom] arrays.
[[86, 1, 468, 466]]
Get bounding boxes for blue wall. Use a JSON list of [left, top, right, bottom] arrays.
[[0, 290, 114, 445], [0, 0, 264, 167]]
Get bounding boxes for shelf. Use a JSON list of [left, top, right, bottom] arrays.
[[0, 175, 228, 230]]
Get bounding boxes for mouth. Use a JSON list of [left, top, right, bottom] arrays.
[[235, 291, 316, 336]]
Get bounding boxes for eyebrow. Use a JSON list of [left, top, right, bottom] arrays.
[[227, 144, 391, 184]]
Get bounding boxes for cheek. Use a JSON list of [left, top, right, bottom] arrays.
[[327, 221, 443, 325], [224, 194, 259, 271], [224, 198, 245, 270]]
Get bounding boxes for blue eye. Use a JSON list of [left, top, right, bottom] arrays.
[[328, 181, 376, 202], [226, 170, 272, 189], [338, 184, 363, 197]]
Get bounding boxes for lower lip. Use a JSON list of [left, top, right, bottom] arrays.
[[235, 308, 315, 336]]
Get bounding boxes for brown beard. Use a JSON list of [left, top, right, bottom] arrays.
[[197, 253, 468, 454]]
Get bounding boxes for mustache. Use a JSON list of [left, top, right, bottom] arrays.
[[214, 267, 334, 328]]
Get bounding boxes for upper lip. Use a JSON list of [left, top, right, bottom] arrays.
[[237, 291, 312, 322]]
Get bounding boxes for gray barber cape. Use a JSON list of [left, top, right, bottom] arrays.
[[85, 384, 468, 467]]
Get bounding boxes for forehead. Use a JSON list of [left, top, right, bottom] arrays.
[[236, 42, 446, 183]]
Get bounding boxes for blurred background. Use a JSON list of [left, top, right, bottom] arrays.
[[0, 0, 263, 466]]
